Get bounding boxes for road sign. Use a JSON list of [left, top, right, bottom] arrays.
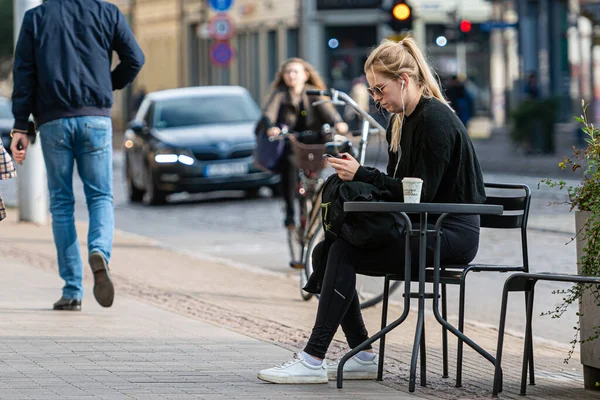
[[209, 0, 233, 12], [208, 13, 235, 41], [210, 42, 235, 67], [480, 21, 517, 32]]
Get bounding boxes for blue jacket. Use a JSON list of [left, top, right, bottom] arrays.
[[12, 0, 145, 130]]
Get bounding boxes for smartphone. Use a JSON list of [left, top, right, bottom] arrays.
[[322, 154, 348, 159]]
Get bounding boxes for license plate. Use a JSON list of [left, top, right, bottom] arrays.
[[204, 162, 248, 177]]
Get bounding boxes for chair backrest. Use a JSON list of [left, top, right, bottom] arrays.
[[481, 182, 532, 271]]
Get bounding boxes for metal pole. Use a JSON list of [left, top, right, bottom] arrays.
[[537, 0, 551, 97], [490, 0, 506, 126], [456, 0, 466, 77], [13, 0, 47, 225]]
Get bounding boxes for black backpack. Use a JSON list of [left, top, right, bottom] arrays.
[[320, 172, 404, 248]]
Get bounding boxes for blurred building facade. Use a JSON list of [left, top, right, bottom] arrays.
[[110, 0, 600, 131], [111, 0, 300, 130]]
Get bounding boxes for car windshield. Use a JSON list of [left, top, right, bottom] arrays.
[[0, 99, 12, 119], [153, 94, 260, 129]]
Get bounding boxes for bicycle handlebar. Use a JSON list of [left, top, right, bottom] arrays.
[[305, 89, 330, 96], [268, 129, 327, 142], [306, 88, 386, 135]]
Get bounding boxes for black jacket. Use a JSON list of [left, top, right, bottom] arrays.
[[354, 97, 486, 205], [12, 0, 145, 130]]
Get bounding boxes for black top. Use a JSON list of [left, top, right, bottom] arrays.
[[12, 0, 145, 130], [354, 96, 486, 205]]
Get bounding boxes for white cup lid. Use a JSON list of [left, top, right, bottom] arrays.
[[402, 177, 423, 183]]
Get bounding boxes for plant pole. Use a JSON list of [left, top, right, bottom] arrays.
[[13, 0, 48, 225]]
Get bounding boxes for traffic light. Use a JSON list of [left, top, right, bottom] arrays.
[[459, 20, 472, 33], [458, 19, 471, 41], [387, 1, 413, 33]]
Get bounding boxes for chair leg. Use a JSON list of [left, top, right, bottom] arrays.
[[493, 285, 511, 397], [456, 271, 469, 387], [441, 283, 449, 378], [525, 291, 535, 386], [420, 318, 427, 387], [378, 275, 391, 381], [521, 285, 536, 395]]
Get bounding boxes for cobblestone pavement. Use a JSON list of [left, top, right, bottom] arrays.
[[1, 213, 599, 399], [0, 255, 416, 400]]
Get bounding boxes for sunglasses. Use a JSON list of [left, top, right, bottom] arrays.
[[367, 77, 395, 98]]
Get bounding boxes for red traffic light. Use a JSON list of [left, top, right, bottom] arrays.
[[459, 20, 472, 33]]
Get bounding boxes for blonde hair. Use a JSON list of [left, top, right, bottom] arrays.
[[364, 36, 450, 152], [264, 58, 327, 106]]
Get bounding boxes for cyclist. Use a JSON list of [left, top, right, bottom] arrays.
[[258, 57, 348, 230], [257, 36, 486, 384]]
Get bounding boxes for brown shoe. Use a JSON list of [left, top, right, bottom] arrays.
[[89, 252, 114, 307]]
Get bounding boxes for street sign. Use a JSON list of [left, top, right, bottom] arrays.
[[208, 13, 235, 41], [209, 0, 233, 12], [210, 42, 235, 67], [480, 21, 517, 32]]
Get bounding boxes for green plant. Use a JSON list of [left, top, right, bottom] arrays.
[[539, 100, 600, 362]]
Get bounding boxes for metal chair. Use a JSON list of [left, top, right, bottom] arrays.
[[376, 183, 532, 387], [493, 272, 600, 396]]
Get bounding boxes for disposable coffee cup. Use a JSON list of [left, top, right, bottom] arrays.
[[402, 177, 423, 203]]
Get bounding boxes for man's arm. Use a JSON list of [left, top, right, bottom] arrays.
[[12, 11, 36, 131], [111, 8, 145, 90]]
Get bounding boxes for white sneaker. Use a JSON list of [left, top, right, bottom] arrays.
[[327, 353, 379, 380], [258, 352, 328, 384]]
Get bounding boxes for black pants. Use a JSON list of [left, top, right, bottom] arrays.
[[279, 133, 325, 226], [303, 215, 481, 359], [279, 149, 296, 226]]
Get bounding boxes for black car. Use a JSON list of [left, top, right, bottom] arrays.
[[0, 97, 13, 153], [124, 86, 279, 205]]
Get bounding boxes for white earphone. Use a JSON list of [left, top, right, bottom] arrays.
[[400, 80, 406, 115]]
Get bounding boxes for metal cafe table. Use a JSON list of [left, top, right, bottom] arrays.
[[338, 202, 504, 392]]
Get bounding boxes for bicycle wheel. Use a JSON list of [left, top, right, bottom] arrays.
[[299, 264, 313, 301], [304, 226, 402, 309], [297, 195, 314, 301]]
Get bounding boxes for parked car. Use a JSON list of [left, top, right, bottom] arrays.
[[123, 86, 279, 205], [0, 97, 13, 153]]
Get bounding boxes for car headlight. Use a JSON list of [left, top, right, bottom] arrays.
[[154, 148, 195, 165], [178, 154, 195, 165]]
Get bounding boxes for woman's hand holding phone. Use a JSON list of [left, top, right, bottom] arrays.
[[325, 152, 359, 181]]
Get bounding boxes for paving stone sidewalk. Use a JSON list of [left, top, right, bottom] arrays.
[[0, 256, 417, 400], [1, 213, 599, 399]]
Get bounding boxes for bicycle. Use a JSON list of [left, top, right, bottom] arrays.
[[283, 88, 402, 309], [269, 128, 331, 301]]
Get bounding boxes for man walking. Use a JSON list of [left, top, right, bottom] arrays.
[[10, 0, 145, 311]]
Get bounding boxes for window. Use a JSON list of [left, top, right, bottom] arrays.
[[188, 23, 200, 86], [238, 33, 247, 88], [153, 94, 260, 129], [287, 28, 299, 58], [143, 103, 154, 128], [267, 30, 278, 83], [220, 65, 231, 85], [250, 32, 260, 101]]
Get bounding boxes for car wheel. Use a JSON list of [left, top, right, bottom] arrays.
[[126, 161, 145, 203], [246, 187, 261, 198], [142, 166, 167, 206]]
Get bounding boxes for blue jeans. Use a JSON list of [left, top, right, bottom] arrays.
[[39, 117, 113, 300]]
